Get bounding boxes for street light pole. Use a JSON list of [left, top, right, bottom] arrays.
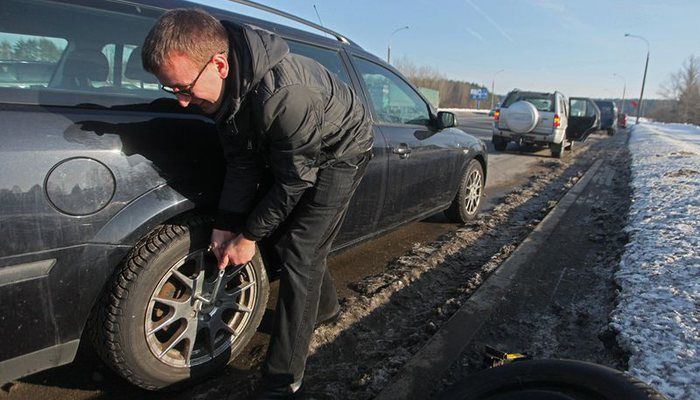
[[613, 73, 626, 113], [624, 33, 650, 125], [490, 69, 504, 110], [387, 26, 409, 64]]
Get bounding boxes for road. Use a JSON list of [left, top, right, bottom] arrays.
[[0, 111, 563, 400]]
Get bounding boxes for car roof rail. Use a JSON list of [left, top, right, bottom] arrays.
[[226, 0, 350, 44]]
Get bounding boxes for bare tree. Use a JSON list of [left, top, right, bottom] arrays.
[[655, 55, 700, 124]]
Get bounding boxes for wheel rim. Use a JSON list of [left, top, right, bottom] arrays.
[[144, 249, 258, 368], [464, 169, 483, 215]]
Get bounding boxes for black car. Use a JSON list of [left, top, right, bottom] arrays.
[[0, 0, 487, 389], [594, 100, 618, 135]]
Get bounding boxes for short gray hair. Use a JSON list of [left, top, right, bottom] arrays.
[[141, 8, 228, 73]]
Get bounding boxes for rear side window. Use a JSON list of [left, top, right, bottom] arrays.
[[0, 0, 166, 107], [352, 56, 430, 125], [0, 33, 67, 88], [286, 40, 351, 85], [503, 92, 555, 112]]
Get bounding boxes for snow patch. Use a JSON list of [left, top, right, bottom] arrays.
[[612, 121, 700, 400]]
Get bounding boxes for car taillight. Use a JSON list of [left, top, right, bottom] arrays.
[[553, 114, 561, 128], [494, 110, 500, 121]]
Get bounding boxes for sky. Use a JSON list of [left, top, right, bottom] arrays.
[[197, 0, 700, 100]]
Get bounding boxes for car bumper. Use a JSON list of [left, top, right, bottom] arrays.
[[492, 128, 563, 145]]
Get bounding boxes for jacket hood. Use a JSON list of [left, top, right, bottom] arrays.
[[215, 20, 289, 124]]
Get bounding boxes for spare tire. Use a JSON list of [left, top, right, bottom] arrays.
[[504, 100, 539, 134], [439, 359, 667, 400]]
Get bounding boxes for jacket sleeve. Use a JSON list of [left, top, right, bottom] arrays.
[[213, 122, 264, 233], [240, 85, 322, 241]]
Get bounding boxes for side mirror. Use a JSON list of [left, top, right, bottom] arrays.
[[436, 111, 456, 129]]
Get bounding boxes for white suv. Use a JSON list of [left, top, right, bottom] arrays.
[[492, 90, 600, 157]]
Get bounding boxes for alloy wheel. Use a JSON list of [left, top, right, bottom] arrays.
[[465, 168, 483, 215], [144, 249, 258, 368]]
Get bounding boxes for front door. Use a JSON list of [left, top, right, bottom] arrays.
[[351, 56, 459, 230]]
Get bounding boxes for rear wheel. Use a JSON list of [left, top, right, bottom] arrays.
[[91, 216, 269, 390], [550, 141, 564, 158], [492, 135, 507, 151], [445, 159, 484, 223]]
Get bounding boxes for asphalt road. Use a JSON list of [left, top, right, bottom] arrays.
[[0, 111, 561, 400]]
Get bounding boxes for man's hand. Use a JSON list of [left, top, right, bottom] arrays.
[[216, 234, 256, 269], [210, 228, 236, 264]]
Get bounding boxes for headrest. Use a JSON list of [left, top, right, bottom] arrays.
[[125, 47, 159, 84], [63, 49, 109, 81]]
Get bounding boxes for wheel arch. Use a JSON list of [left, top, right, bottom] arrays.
[[80, 184, 219, 349]]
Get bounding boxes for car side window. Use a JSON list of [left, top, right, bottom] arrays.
[[352, 56, 430, 126], [0, 0, 167, 108], [286, 40, 352, 85], [570, 99, 592, 117], [0, 32, 67, 88]]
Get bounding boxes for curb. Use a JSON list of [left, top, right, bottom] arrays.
[[375, 158, 605, 400]]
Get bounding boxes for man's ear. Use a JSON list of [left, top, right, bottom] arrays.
[[213, 53, 229, 79]]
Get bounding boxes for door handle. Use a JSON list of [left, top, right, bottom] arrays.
[[392, 143, 412, 159]]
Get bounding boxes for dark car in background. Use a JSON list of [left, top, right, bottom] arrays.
[[0, 0, 487, 390], [594, 100, 618, 135]]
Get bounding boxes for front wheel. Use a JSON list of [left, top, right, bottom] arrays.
[[90, 216, 269, 390], [445, 159, 485, 223]]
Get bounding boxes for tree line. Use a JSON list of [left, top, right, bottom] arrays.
[[393, 57, 494, 109], [0, 38, 63, 62]]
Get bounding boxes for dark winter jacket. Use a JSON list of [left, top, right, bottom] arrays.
[[212, 21, 373, 241]]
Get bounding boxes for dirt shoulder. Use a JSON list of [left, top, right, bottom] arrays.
[[430, 131, 631, 397], [298, 132, 630, 399]]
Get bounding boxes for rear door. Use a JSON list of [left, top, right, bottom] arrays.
[[567, 97, 601, 141], [284, 40, 387, 247]]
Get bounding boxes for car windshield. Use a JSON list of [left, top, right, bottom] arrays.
[[502, 92, 555, 112]]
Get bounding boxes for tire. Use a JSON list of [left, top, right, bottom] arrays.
[[439, 359, 667, 400], [503, 101, 539, 134], [492, 136, 507, 152], [608, 128, 615, 136], [445, 159, 484, 223], [90, 216, 269, 390], [550, 141, 564, 158]]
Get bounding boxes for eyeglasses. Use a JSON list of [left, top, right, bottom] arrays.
[[161, 51, 225, 98]]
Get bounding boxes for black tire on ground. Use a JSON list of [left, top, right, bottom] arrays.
[[445, 159, 485, 223], [492, 135, 507, 151], [90, 216, 269, 390], [608, 128, 615, 136], [550, 141, 564, 158], [439, 359, 667, 400]]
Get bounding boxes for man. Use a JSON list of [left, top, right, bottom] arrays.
[[141, 8, 373, 398]]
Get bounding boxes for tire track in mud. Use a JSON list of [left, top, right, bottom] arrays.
[[303, 137, 609, 399]]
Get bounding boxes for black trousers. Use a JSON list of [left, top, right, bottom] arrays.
[[262, 152, 370, 386]]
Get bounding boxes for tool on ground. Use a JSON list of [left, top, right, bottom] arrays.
[[484, 345, 531, 368]]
